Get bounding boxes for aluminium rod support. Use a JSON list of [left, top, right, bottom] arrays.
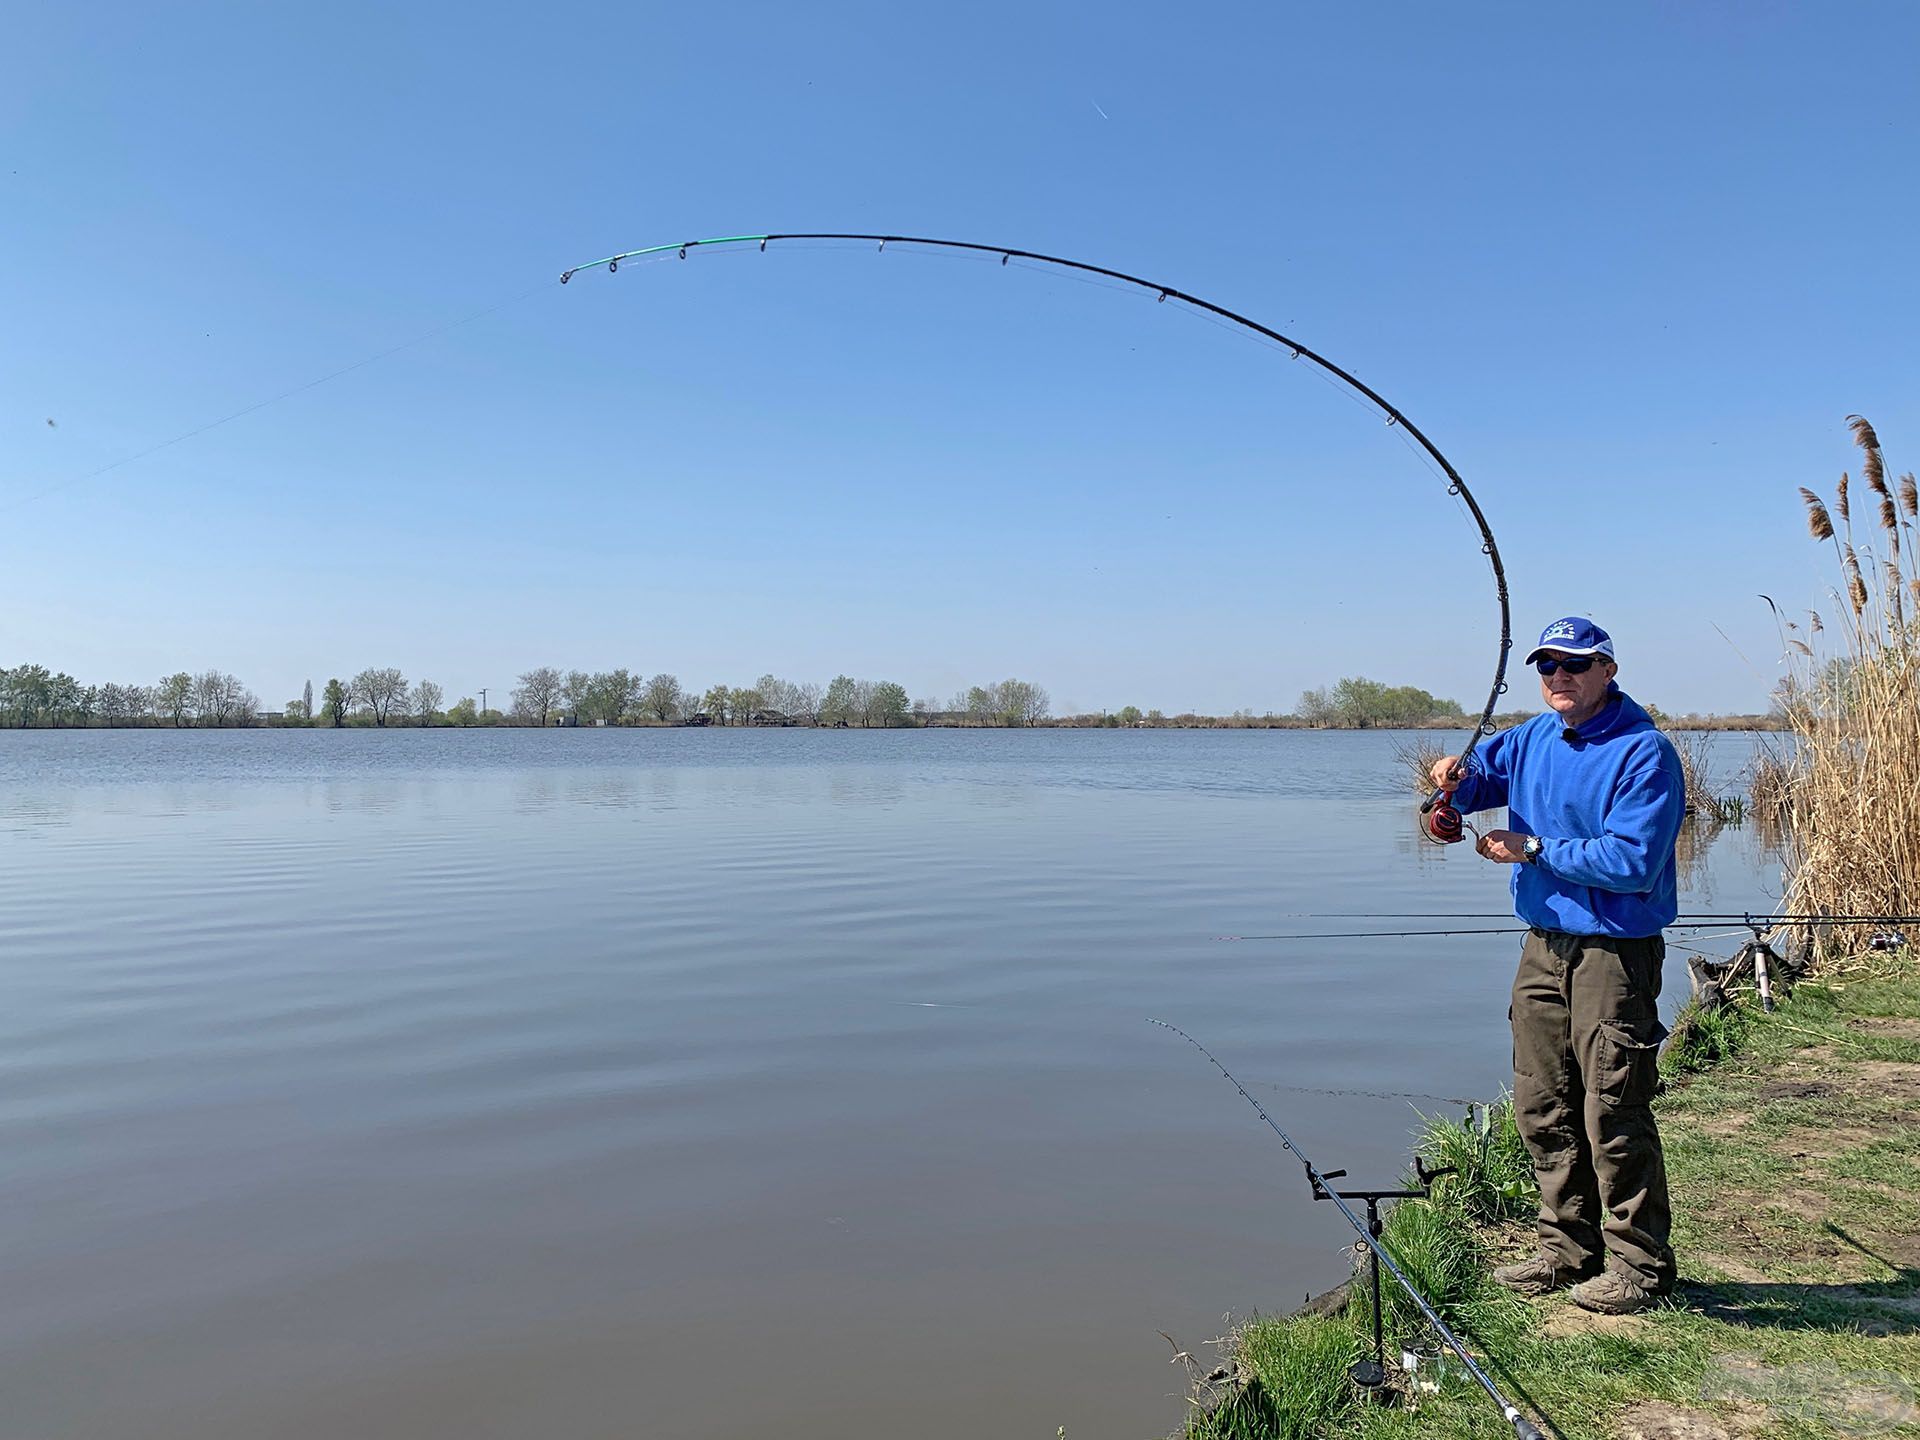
[[1148, 1020, 1547, 1439]]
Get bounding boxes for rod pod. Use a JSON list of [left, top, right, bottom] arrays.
[[1309, 1159, 1455, 1394], [1150, 1020, 1547, 1440]]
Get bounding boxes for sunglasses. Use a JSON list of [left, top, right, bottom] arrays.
[[1536, 654, 1606, 676]]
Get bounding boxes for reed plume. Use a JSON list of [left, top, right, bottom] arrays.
[[1772, 415, 1920, 958], [1851, 414, 1887, 495], [1901, 472, 1919, 519], [1801, 487, 1834, 540], [1836, 473, 1851, 523]]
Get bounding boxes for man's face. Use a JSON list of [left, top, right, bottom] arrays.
[[1538, 651, 1616, 719]]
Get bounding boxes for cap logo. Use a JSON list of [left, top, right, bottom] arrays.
[[1541, 620, 1580, 643]]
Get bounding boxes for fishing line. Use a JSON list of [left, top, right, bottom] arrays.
[[559, 232, 1515, 790], [7, 279, 558, 514], [1149, 1018, 1547, 1440], [872, 985, 1499, 1109], [1666, 928, 1760, 959], [1216, 926, 1534, 942]]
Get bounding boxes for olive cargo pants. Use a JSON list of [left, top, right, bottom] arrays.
[[1511, 928, 1675, 1292]]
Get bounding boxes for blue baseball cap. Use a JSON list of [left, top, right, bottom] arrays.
[[1524, 617, 1616, 666]]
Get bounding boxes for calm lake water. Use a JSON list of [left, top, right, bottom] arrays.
[[0, 728, 1779, 1439]]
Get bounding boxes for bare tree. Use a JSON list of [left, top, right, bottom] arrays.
[[190, 669, 243, 726], [755, 674, 810, 720], [513, 666, 563, 727], [351, 667, 408, 727], [411, 679, 444, 725], [1294, 687, 1334, 727], [999, 678, 1050, 726], [641, 673, 684, 724], [790, 681, 823, 725], [100, 683, 150, 726]]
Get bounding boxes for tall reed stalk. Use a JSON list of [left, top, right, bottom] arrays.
[[1777, 417, 1920, 944]]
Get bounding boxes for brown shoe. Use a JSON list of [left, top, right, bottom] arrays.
[[1571, 1269, 1662, 1315], [1492, 1253, 1594, 1296]]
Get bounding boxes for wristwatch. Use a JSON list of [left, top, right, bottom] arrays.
[[1522, 835, 1544, 865]]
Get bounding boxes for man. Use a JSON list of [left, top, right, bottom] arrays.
[[1429, 617, 1685, 1315]]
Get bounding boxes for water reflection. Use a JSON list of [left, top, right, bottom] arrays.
[[1674, 817, 1722, 897], [0, 728, 1785, 1440]]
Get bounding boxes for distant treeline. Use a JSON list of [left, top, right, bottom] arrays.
[[1293, 677, 1466, 729], [0, 662, 1784, 732], [0, 664, 1053, 731]]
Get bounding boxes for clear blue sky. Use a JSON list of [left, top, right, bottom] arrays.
[[6, 1, 1917, 716]]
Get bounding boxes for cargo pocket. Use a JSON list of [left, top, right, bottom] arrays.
[[1594, 1020, 1668, 1109]]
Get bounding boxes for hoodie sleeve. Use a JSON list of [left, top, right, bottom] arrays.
[[1448, 725, 1514, 813], [1537, 744, 1684, 893]]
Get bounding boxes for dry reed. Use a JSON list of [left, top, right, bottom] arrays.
[[1770, 417, 1920, 954], [1389, 735, 1452, 795], [1671, 732, 1720, 816]]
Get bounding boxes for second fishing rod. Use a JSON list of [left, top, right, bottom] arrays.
[[1152, 1019, 1547, 1440]]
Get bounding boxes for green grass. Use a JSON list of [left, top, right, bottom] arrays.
[[1179, 963, 1920, 1439], [1661, 996, 1755, 1076]]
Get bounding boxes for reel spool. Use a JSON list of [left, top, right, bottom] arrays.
[[1419, 788, 1465, 845]]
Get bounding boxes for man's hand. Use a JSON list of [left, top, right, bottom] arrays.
[[1428, 755, 1465, 792], [1476, 829, 1529, 864]]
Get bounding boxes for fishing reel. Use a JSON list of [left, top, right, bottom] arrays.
[[1419, 786, 1465, 845]]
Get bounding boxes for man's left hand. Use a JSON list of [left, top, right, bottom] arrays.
[[1476, 829, 1529, 864]]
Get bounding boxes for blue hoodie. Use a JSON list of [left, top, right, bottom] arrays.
[[1449, 686, 1685, 938]]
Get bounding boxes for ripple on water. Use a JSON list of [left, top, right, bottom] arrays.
[[0, 729, 1780, 1440]]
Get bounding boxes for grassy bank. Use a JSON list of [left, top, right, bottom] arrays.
[[1180, 959, 1920, 1439]]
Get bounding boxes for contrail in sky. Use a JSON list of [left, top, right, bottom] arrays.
[[1092, 100, 1109, 120]]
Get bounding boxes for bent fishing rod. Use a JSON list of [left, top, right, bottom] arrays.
[[1216, 912, 1920, 942], [561, 231, 1509, 830], [1149, 1020, 1545, 1440]]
